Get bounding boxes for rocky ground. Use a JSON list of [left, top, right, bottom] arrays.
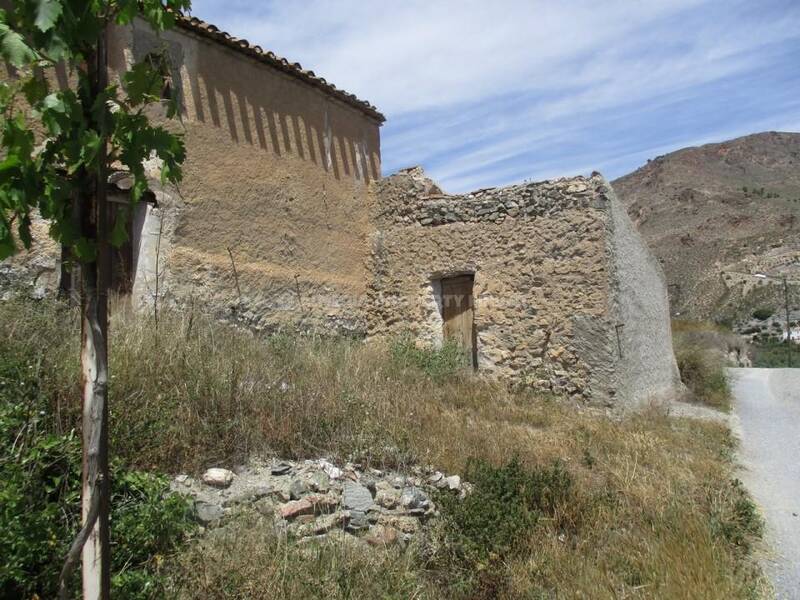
[[613, 131, 800, 323], [171, 458, 467, 549]]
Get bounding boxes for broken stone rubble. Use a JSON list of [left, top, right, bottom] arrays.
[[171, 458, 467, 548]]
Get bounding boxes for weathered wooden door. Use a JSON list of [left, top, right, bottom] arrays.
[[441, 275, 477, 368]]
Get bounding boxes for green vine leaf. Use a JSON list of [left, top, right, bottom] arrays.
[[0, 23, 36, 67], [34, 0, 63, 33]]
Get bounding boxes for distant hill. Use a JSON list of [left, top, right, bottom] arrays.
[[612, 131, 800, 326]]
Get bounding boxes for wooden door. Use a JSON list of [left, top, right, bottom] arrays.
[[441, 275, 477, 368]]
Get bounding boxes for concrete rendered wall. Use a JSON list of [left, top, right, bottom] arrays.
[[604, 183, 683, 406], [369, 169, 620, 402], [108, 20, 382, 334]]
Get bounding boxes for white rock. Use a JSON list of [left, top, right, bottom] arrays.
[[202, 468, 235, 488], [445, 475, 461, 491], [319, 459, 343, 480]]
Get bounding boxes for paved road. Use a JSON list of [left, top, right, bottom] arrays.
[[731, 368, 800, 599]]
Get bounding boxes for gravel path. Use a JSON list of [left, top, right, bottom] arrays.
[[731, 368, 800, 599]]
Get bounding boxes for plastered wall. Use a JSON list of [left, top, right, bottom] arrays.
[[109, 20, 383, 334], [604, 184, 684, 406]]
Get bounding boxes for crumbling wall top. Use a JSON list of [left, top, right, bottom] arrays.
[[375, 169, 610, 228]]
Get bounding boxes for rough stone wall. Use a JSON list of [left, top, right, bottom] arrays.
[[0, 215, 61, 301], [368, 169, 620, 402], [109, 20, 382, 334], [604, 184, 683, 406]]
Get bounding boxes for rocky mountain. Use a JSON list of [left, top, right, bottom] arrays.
[[612, 131, 800, 327]]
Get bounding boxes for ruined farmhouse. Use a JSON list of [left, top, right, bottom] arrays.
[[1, 15, 681, 408]]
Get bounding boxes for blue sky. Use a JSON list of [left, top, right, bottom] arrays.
[[189, 0, 800, 192]]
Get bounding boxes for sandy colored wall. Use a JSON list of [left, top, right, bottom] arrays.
[[108, 19, 382, 334], [369, 169, 619, 402]]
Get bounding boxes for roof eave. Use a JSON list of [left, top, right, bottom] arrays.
[[175, 15, 386, 125]]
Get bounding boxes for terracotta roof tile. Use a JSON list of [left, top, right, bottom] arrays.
[[176, 15, 385, 124]]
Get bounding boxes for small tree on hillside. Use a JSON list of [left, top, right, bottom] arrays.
[[0, 1, 189, 598]]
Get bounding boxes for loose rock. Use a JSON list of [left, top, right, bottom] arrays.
[[445, 475, 461, 491], [280, 499, 314, 520], [195, 501, 224, 523], [271, 461, 293, 476], [365, 525, 399, 547], [319, 459, 343, 480], [202, 468, 234, 488], [347, 510, 369, 531], [289, 479, 309, 500], [342, 481, 374, 512], [400, 487, 429, 510]]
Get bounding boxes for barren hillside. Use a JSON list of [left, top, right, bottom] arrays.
[[612, 131, 800, 323]]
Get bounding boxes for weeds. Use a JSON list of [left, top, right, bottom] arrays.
[[0, 299, 767, 599], [0, 315, 196, 599], [430, 458, 572, 597], [676, 347, 732, 409], [165, 514, 434, 600], [390, 336, 467, 380], [672, 320, 734, 410]]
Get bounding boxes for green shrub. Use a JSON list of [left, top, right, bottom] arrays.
[[675, 348, 732, 410], [432, 458, 572, 595], [751, 341, 793, 368], [109, 471, 197, 599], [390, 336, 467, 380], [0, 343, 196, 599], [751, 307, 773, 321], [0, 358, 81, 597]]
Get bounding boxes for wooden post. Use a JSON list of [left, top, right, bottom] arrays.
[[784, 276, 792, 368]]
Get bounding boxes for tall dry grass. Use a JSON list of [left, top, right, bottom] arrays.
[[0, 299, 766, 599], [672, 320, 736, 411]]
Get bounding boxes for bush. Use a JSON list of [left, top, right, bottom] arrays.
[[0, 338, 196, 599], [751, 307, 773, 321], [431, 458, 572, 595], [675, 347, 732, 410], [0, 359, 81, 597], [751, 341, 793, 368]]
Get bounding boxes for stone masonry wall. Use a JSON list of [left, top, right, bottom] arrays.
[[368, 169, 621, 403]]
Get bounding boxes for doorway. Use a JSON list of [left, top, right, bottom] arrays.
[[440, 274, 477, 369]]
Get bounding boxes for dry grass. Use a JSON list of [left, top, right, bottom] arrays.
[[165, 516, 435, 599], [0, 299, 766, 599], [672, 320, 736, 411]]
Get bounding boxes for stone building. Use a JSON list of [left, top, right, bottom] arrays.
[[1, 15, 681, 407], [368, 168, 681, 405]]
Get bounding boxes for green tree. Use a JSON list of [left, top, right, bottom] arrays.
[[0, 1, 189, 598]]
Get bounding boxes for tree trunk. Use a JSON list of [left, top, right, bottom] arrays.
[[80, 26, 111, 600], [79, 251, 110, 600], [56, 26, 113, 600]]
